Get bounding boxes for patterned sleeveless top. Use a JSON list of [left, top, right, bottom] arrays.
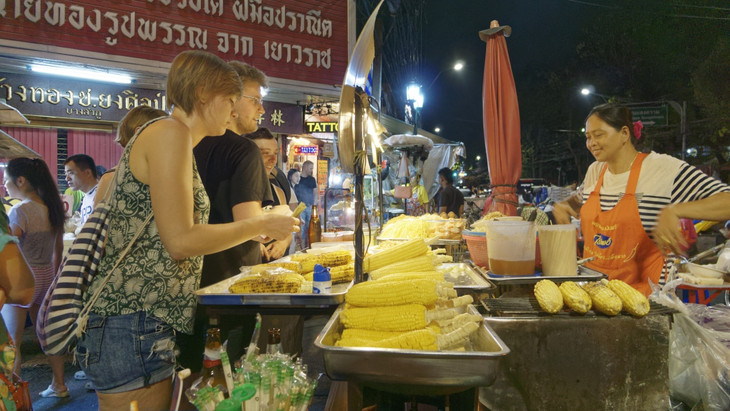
[[84, 118, 210, 334]]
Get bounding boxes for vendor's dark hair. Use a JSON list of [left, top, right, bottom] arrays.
[[6, 157, 66, 233], [438, 167, 454, 185], [586, 103, 640, 147]]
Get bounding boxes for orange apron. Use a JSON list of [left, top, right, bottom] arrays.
[[581, 153, 664, 295]]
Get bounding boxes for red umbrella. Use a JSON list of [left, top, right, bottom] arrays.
[[480, 20, 521, 216]]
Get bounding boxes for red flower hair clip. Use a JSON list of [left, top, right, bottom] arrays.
[[633, 121, 643, 140]]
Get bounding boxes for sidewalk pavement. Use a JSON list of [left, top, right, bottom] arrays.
[[20, 316, 332, 410]]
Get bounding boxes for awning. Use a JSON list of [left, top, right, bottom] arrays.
[[379, 114, 458, 145], [0, 99, 30, 125], [0, 129, 40, 159]]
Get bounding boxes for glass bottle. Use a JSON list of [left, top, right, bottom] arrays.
[[194, 328, 228, 396], [266, 328, 282, 355], [308, 205, 322, 246]]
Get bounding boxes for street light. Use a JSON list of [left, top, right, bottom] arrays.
[[579, 86, 609, 102], [476, 155, 481, 161], [426, 61, 465, 91], [406, 82, 423, 135], [434, 127, 441, 133]]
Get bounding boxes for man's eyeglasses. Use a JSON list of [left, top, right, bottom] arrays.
[[241, 95, 263, 107]]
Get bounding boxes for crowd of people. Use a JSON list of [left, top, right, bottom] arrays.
[[0, 49, 728, 411]]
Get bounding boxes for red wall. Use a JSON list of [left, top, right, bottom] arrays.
[[2, 127, 120, 188]]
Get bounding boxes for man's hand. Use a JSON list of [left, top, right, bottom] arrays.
[[260, 243, 271, 261], [266, 238, 291, 261]]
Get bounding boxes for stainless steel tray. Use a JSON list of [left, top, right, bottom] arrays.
[[437, 262, 494, 292], [196, 273, 352, 306], [314, 305, 510, 389], [473, 264, 607, 285]]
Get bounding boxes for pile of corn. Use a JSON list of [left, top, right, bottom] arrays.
[[533, 278, 650, 317], [230, 250, 354, 294], [335, 244, 482, 351]]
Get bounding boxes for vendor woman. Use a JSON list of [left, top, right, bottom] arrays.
[[554, 104, 730, 295]]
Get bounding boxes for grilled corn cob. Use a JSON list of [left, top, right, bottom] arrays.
[[303, 263, 355, 284], [368, 255, 436, 279], [340, 304, 457, 331], [249, 261, 301, 274], [363, 239, 429, 273], [371, 271, 444, 283], [290, 250, 352, 273], [558, 281, 592, 314], [229, 273, 304, 294], [582, 281, 622, 316], [534, 279, 564, 314], [605, 279, 650, 317], [346, 279, 456, 307]]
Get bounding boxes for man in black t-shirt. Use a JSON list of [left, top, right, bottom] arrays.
[[194, 61, 271, 287], [437, 167, 465, 217]]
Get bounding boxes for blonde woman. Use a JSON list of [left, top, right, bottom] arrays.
[[75, 51, 299, 410]]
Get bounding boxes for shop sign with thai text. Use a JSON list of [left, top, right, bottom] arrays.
[[0, 0, 349, 87], [0, 72, 303, 132]]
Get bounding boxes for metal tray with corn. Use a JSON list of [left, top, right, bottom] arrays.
[[196, 249, 355, 306], [315, 304, 510, 388]]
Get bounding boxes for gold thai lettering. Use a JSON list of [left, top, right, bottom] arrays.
[[29, 86, 45, 103], [592, 221, 617, 231], [47, 89, 61, 104], [122, 90, 138, 110], [78, 89, 92, 107], [62, 91, 74, 105], [0, 79, 11, 100], [14, 85, 28, 102]]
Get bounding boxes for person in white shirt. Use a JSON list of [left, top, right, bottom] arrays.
[[64, 154, 99, 226]]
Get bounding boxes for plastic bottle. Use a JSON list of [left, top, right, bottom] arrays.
[[266, 327, 283, 355], [312, 264, 332, 294], [308, 205, 322, 247]]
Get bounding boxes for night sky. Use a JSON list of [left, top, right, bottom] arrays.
[[419, 0, 596, 157]]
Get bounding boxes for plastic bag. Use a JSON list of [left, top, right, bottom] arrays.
[[650, 280, 730, 409]]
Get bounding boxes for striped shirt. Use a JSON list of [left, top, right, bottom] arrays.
[[578, 152, 730, 284]]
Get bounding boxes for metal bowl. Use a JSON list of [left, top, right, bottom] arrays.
[[687, 262, 726, 279]]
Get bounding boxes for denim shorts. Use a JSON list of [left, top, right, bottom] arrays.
[[75, 311, 177, 394]]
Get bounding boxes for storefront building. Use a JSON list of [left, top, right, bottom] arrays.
[[0, 0, 355, 187]]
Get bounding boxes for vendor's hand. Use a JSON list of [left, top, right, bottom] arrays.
[[262, 215, 300, 242], [552, 202, 578, 225], [652, 205, 688, 256], [266, 237, 291, 260]]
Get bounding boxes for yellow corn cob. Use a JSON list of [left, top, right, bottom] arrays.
[[366, 321, 480, 351], [341, 328, 403, 342], [605, 279, 650, 317], [345, 279, 455, 307], [250, 261, 301, 274], [433, 313, 482, 334], [302, 263, 355, 284], [363, 239, 430, 273], [368, 255, 436, 279], [339, 324, 441, 346], [229, 273, 304, 294], [340, 304, 457, 331], [289, 250, 352, 273], [558, 281, 592, 314], [582, 281, 622, 316], [534, 279, 564, 314], [372, 271, 444, 283]]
